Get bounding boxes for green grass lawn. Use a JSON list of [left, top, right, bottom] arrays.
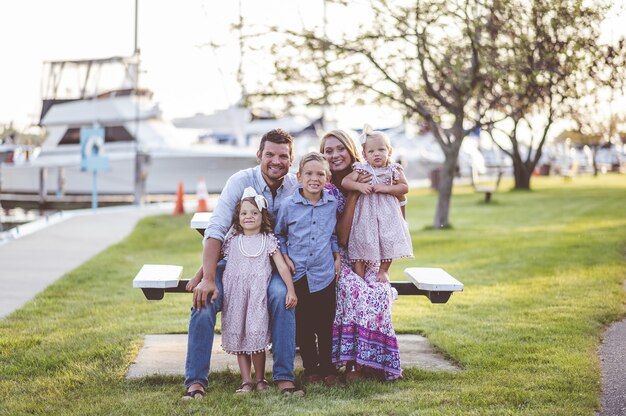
[[1, 175, 625, 415]]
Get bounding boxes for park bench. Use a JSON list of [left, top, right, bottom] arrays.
[[561, 161, 578, 181], [470, 165, 503, 203], [133, 213, 464, 304]]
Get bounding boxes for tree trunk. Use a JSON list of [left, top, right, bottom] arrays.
[[512, 154, 531, 189], [432, 156, 456, 228], [433, 134, 463, 229]]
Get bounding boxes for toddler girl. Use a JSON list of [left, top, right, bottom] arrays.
[[341, 125, 413, 282], [220, 187, 297, 393]]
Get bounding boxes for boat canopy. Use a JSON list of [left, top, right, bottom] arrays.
[[40, 55, 142, 123]]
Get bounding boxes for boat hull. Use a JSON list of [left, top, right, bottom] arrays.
[[0, 150, 257, 195]]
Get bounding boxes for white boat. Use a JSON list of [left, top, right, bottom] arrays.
[[387, 126, 494, 181], [0, 55, 259, 195]]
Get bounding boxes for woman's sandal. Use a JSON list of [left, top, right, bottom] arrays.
[[235, 381, 255, 394], [181, 389, 205, 400], [255, 379, 270, 392]]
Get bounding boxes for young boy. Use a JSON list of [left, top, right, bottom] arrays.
[[275, 152, 342, 386]]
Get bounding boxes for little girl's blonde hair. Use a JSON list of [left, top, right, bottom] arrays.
[[359, 124, 392, 151]]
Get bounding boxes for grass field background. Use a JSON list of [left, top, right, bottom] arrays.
[[1, 175, 624, 415]]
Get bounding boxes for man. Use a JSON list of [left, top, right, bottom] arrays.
[[183, 129, 303, 399]]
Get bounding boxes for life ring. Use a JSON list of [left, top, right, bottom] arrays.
[[84, 135, 105, 158]]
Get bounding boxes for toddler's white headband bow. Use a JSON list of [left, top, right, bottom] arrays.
[[241, 187, 268, 211], [359, 124, 374, 144]]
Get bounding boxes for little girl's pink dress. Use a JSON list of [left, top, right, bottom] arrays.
[[348, 162, 413, 264], [220, 232, 279, 354]]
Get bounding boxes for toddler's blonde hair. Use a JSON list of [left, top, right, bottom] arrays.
[[359, 124, 392, 151]]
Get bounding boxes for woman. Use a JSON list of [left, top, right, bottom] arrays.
[[321, 130, 402, 381]]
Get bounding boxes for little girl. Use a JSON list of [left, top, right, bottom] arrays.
[[220, 187, 297, 394], [341, 125, 413, 282]]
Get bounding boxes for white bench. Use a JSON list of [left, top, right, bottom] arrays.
[[402, 267, 464, 303], [133, 214, 464, 304], [133, 264, 464, 304], [190, 212, 213, 233], [133, 264, 186, 300]]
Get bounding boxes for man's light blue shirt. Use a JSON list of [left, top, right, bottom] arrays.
[[275, 188, 339, 293], [203, 166, 298, 242]]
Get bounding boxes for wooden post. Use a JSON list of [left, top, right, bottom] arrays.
[[39, 167, 48, 206], [134, 151, 149, 206], [56, 166, 65, 197]]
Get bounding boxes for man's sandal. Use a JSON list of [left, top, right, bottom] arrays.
[[235, 381, 255, 394], [279, 386, 305, 397], [255, 379, 270, 392], [181, 389, 205, 400]]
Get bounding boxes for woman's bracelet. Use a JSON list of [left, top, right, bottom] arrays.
[[399, 200, 407, 207]]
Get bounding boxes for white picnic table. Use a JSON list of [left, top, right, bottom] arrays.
[[134, 213, 464, 304]]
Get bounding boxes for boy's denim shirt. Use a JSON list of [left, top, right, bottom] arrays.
[[275, 187, 339, 293]]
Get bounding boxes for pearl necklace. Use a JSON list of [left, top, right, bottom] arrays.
[[238, 234, 266, 258]]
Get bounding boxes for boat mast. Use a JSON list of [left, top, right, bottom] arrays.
[[321, 0, 331, 129], [133, 0, 146, 205], [233, 0, 246, 147], [134, 0, 139, 56]]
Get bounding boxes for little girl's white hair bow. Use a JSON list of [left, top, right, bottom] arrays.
[[241, 186, 268, 211], [359, 124, 374, 144]]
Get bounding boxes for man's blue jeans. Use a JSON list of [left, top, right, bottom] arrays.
[[184, 259, 296, 388]]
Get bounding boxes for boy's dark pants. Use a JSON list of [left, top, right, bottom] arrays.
[[294, 275, 336, 377]]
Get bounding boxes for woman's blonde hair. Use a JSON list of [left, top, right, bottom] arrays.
[[320, 129, 361, 165]]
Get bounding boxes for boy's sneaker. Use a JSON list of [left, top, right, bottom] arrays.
[[304, 374, 323, 384], [323, 374, 342, 386]]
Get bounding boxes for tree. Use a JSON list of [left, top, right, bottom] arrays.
[[559, 102, 615, 176], [561, 38, 626, 175], [249, 0, 504, 229], [0, 122, 44, 146], [481, 0, 612, 189]]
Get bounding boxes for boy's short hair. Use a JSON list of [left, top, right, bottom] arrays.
[[298, 152, 331, 176], [259, 129, 294, 158]]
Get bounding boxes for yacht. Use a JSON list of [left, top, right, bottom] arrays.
[[0, 55, 259, 195]]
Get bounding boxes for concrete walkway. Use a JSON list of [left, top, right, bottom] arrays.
[[126, 333, 461, 379], [598, 280, 626, 416], [0, 203, 172, 319]]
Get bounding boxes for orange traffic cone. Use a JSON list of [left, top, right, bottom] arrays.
[[196, 177, 209, 212], [173, 181, 185, 215]]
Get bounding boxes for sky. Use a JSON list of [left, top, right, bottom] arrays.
[[0, 0, 335, 129], [1, 0, 625, 131]]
